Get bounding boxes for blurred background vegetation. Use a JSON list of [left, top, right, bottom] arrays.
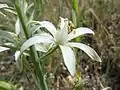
[[0, 0, 120, 90]]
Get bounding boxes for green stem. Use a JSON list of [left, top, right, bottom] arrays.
[[40, 45, 59, 61], [15, 1, 48, 90], [15, 2, 29, 39]]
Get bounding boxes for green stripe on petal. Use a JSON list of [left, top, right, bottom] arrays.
[[68, 42, 101, 62], [59, 45, 76, 76]]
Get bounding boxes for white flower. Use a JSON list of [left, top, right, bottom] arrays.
[[39, 17, 101, 76]]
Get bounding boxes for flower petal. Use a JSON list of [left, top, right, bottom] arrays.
[[55, 17, 69, 44], [68, 42, 101, 62], [60, 45, 76, 76], [59, 17, 69, 35], [21, 35, 53, 53], [68, 27, 94, 41], [39, 21, 56, 37]]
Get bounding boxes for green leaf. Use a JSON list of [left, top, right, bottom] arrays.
[[0, 46, 9, 52], [0, 0, 13, 6], [0, 81, 16, 90], [71, 9, 77, 27], [4, 8, 16, 15], [0, 3, 16, 15], [15, 51, 23, 72], [60, 45, 76, 76], [35, 43, 49, 53], [0, 4, 8, 9], [72, 0, 78, 13], [68, 27, 94, 41], [15, 18, 21, 35], [15, 51, 20, 61], [28, 10, 35, 23], [21, 35, 53, 53], [0, 11, 6, 17], [23, 0, 28, 14], [16, 58, 23, 72], [101, 87, 111, 90], [68, 42, 101, 62], [0, 30, 15, 42], [29, 24, 41, 35]]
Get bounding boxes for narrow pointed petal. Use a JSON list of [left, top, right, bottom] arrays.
[[39, 21, 56, 37], [68, 42, 101, 62], [68, 27, 94, 41], [59, 17, 65, 30], [60, 45, 76, 76], [59, 17, 68, 36], [21, 35, 53, 53], [55, 18, 69, 44]]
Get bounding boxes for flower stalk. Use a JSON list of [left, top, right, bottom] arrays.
[[15, 1, 48, 90], [40, 45, 59, 61]]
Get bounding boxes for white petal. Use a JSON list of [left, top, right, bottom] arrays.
[[0, 46, 9, 52], [60, 45, 76, 76], [68, 27, 94, 41], [68, 42, 101, 62], [59, 17, 68, 36], [59, 17, 67, 29], [55, 17, 69, 44], [59, 17, 65, 29], [21, 35, 53, 53], [39, 21, 56, 37]]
